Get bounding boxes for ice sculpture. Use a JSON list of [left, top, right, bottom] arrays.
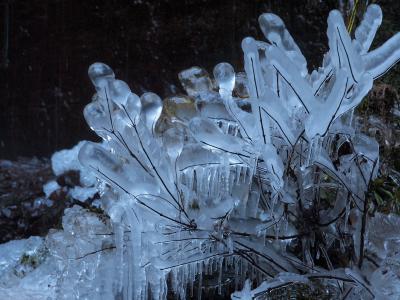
[[73, 4, 400, 299]]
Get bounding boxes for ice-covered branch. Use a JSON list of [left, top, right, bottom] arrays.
[[69, 3, 400, 300]]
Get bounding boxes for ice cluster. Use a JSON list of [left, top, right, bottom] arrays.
[[1, 4, 400, 300], [77, 4, 400, 299]]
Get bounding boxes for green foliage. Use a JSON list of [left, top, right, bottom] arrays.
[[370, 175, 400, 214]]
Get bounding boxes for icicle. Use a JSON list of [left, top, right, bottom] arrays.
[[126, 207, 144, 300], [198, 262, 203, 300], [306, 135, 321, 166], [113, 222, 124, 295], [218, 257, 223, 295], [344, 200, 351, 233], [348, 107, 355, 126], [236, 165, 242, 184], [189, 263, 194, 297], [229, 166, 236, 192]]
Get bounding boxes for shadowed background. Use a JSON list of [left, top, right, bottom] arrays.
[[0, 0, 398, 159]]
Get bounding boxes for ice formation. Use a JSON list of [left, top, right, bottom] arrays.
[[76, 4, 400, 299], [1, 4, 399, 300]]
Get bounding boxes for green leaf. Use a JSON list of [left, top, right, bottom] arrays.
[[374, 191, 384, 205]]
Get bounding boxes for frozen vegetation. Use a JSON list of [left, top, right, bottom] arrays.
[[1, 4, 400, 299]]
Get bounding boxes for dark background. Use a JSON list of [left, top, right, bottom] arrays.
[[0, 0, 398, 159]]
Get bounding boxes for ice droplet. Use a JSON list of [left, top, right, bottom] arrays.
[[213, 62, 235, 97], [78, 142, 122, 174], [123, 92, 142, 125], [108, 79, 131, 108], [83, 99, 110, 135], [140, 92, 162, 133], [88, 62, 115, 91], [163, 127, 184, 162]]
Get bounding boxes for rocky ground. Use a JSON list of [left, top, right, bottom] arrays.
[[0, 143, 100, 243]]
